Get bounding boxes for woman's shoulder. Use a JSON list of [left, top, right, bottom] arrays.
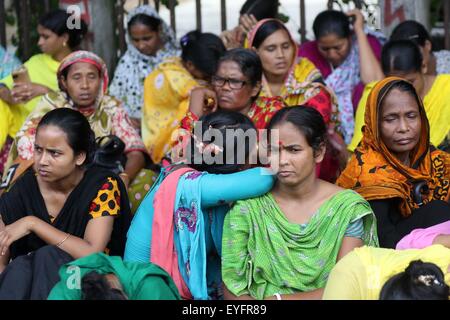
[[231, 192, 272, 211], [25, 53, 47, 64], [319, 181, 367, 204], [432, 74, 450, 90]]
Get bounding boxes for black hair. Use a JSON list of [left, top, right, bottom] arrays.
[[127, 13, 161, 32], [240, 0, 279, 21], [251, 19, 290, 49], [312, 10, 351, 40], [390, 20, 430, 47], [39, 9, 88, 50], [37, 108, 96, 165], [188, 110, 257, 174], [218, 48, 262, 86], [267, 106, 327, 153], [81, 271, 128, 300], [180, 30, 226, 78], [380, 260, 449, 300], [381, 40, 423, 75]]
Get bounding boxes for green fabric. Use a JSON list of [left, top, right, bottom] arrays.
[[222, 189, 379, 299], [48, 253, 181, 300]]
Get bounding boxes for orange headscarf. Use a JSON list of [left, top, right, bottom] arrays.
[[337, 77, 450, 216]]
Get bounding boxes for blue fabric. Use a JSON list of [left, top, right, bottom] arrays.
[[0, 47, 21, 80], [343, 217, 364, 239], [124, 167, 275, 299]]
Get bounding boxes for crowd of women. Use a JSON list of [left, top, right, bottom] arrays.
[[0, 0, 449, 300]]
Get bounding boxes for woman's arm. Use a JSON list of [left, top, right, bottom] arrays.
[[125, 150, 146, 182], [0, 215, 114, 260], [337, 236, 363, 261], [0, 85, 14, 105], [348, 9, 384, 84], [200, 167, 275, 208], [0, 217, 10, 272]]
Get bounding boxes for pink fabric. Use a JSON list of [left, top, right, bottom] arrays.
[[396, 220, 450, 250], [151, 167, 194, 299]]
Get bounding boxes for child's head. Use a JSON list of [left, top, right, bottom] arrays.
[[380, 260, 449, 300], [81, 271, 128, 300], [188, 110, 257, 174]]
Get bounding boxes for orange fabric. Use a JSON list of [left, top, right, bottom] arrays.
[[151, 166, 194, 299], [337, 77, 450, 216]]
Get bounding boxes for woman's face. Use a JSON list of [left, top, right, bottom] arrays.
[[269, 122, 324, 187], [61, 62, 102, 108], [386, 70, 425, 96], [317, 33, 351, 68], [129, 23, 162, 56], [256, 29, 295, 78], [379, 88, 422, 164], [213, 60, 260, 113], [37, 25, 68, 56], [34, 125, 86, 183]]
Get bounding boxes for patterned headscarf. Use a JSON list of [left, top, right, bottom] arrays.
[[57, 50, 109, 109], [337, 77, 450, 216], [246, 18, 298, 63], [108, 5, 180, 119]]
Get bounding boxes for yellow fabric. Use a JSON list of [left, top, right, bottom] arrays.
[[1, 53, 60, 115], [422, 74, 450, 148], [142, 57, 199, 163], [0, 54, 60, 144], [259, 57, 323, 105], [349, 75, 450, 152], [348, 81, 376, 152], [0, 99, 14, 150], [323, 245, 450, 300]]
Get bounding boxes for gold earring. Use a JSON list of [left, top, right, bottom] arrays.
[[63, 41, 67, 47]]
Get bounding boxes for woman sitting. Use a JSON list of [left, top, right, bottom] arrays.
[[337, 77, 450, 249], [109, 5, 179, 130], [299, 9, 384, 144], [390, 20, 450, 76], [181, 48, 345, 182], [142, 30, 226, 164], [0, 108, 131, 299], [222, 106, 378, 300], [0, 9, 88, 117], [0, 9, 87, 174], [3, 51, 154, 212], [125, 110, 275, 300], [349, 40, 450, 152], [322, 245, 450, 300]]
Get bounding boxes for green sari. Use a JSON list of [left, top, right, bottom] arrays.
[[222, 189, 378, 299]]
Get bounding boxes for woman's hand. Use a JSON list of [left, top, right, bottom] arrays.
[[0, 216, 35, 255], [346, 9, 365, 34], [11, 83, 50, 104], [189, 87, 218, 118], [239, 14, 258, 36]]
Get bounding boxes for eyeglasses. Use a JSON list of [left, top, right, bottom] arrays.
[[211, 76, 249, 90]]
